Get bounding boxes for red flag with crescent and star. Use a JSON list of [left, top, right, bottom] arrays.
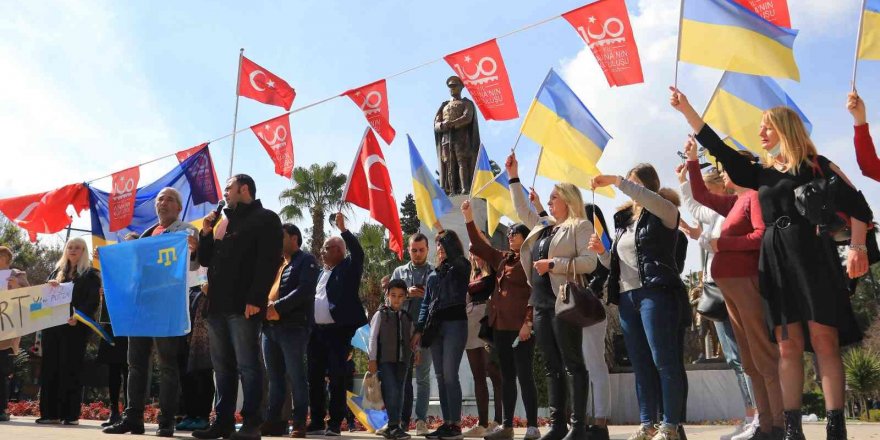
[[0, 183, 89, 241], [238, 55, 296, 110], [343, 128, 403, 259], [563, 0, 644, 87], [251, 114, 294, 179], [443, 39, 519, 121], [108, 166, 140, 232], [343, 79, 396, 145]]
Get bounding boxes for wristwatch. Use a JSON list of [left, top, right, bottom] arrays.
[[548, 261, 555, 270]]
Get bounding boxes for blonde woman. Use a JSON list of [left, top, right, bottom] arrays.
[[671, 87, 873, 440], [37, 237, 101, 425], [506, 153, 598, 440]]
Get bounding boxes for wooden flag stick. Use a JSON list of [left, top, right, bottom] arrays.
[[852, 0, 868, 92], [674, 0, 686, 88], [228, 48, 244, 179]]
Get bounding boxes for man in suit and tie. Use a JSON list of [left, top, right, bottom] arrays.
[[307, 213, 368, 436]]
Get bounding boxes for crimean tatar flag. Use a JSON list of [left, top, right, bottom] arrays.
[[703, 71, 811, 155], [859, 0, 880, 60], [679, 0, 800, 80], [470, 145, 526, 236], [521, 69, 614, 198], [408, 135, 453, 231]]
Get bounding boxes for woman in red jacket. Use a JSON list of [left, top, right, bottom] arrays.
[[848, 92, 880, 182]]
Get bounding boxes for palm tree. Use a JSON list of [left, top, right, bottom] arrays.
[[843, 347, 880, 419], [357, 223, 398, 317], [278, 162, 349, 258]]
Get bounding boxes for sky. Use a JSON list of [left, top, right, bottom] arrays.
[[1, 0, 878, 273]]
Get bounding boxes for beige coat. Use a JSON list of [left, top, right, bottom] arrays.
[[510, 181, 597, 296]]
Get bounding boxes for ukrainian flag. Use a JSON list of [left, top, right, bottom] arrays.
[[521, 69, 614, 198], [471, 145, 527, 236], [408, 135, 452, 230], [859, 0, 880, 60], [593, 212, 612, 253], [680, 0, 800, 81], [703, 71, 811, 155]]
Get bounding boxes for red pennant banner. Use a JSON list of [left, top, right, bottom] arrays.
[[0, 183, 89, 241], [732, 0, 791, 28], [343, 79, 397, 145], [109, 166, 140, 232], [563, 0, 644, 87], [444, 39, 519, 121], [238, 55, 297, 110], [251, 114, 294, 179], [343, 128, 404, 259]]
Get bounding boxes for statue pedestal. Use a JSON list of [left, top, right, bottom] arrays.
[[419, 195, 509, 261]]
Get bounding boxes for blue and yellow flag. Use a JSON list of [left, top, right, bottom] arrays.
[[408, 135, 452, 230], [73, 308, 114, 345], [680, 0, 799, 80], [88, 146, 220, 251], [521, 69, 614, 198], [98, 232, 191, 337], [703, 71, 811, 155], [470, 145, 523, 236], [593, 212, 612, 252], [860, 0, 880, 60]]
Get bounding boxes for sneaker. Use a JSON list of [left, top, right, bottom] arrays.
[[486, 422, 500, 433], [63, 419, 80, 425], [177, 417, 197, 431], [462, 425, 487, 438], [416, 421, 430, 436], [190, 417, 211, 431], [230, 420, 261, 440], [628, 424, 656, 440], [102, 413, 122, 427], [377, 425, 390, 437], [325, 427, 342, 437], [391, 427, 412, 440], [730, 418, 760, 440], [439, 425, 463, 440], [0, 413, 10, 422], [524, 427, 541, 440], [36, 418, 61, 424], [484, 426, 514, 440], [425, 424, 451, 439], [156, 423, 175, 438], [650, 424, 679, 440], [102, 418, 146, 434]]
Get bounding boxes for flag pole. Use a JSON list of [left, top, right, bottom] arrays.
[[530, 149, 544, 188], [468, 145, 485, 198], [472, 172, 503, 197], [674, 0, 685, 88], [228, 48, 244, 179], [509, 131, 524, 153], [852, 0, 868, 92]]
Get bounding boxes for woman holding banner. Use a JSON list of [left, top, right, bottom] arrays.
[[37, 237, 101, 425], [507, 153, 596, 440], [671, 87, 872, 440]]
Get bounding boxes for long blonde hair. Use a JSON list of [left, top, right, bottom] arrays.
[[762, 106, 817, 174], [553, 183, 587, 223], [55, 237, 92, 281]]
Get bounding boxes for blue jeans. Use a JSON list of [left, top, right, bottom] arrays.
[[430, 320, 468, 424], [405, 297, 432, 423], [714, 319, 755, 409], [207, 313, 263, 424], [619, 287, 687, 426], [380, 361, 411, 427], [263, 323, 311, 424]]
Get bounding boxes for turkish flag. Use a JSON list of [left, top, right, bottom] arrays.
[[109, 166, 140, 232], [0, 183, 89, 241], [732, 0, 791, 28], [444, 39, 519, 121], [251, 114, 294, 179], [343, 128, 403, 259], [238, 55, 296, 110], [563, 0, 644, 87], [343, 79, 397, 144]]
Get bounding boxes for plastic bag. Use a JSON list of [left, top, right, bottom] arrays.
[[361, 372, 384, 410]]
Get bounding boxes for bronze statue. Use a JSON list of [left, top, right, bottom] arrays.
[[434, 76, 480, 195]]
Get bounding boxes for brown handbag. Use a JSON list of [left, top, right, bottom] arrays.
[[555, 238, 606, 327]]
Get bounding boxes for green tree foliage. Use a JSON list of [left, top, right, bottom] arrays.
[[357, 223, 399, 317], [278, 162, 349, 260], [400, 193, 420, 237], [0, 219, 63, 285], [843, 348, 880, 419]]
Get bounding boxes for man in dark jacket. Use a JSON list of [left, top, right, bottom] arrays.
[[195, 174, 283, 440], [260, 223, 319, 438], [307, 213, 368, 436]]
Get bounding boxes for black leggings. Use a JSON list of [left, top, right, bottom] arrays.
[[107, 363, 128, 414], [466, 348, 502, 426], [493, 330, 539, 427]]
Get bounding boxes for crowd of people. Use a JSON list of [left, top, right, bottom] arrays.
[[1, 89, 879, 440]]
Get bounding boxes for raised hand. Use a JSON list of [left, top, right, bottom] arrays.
[[848, 92, 867, 125], [505, 153, 519, 178], [591, 175, 621, 189]]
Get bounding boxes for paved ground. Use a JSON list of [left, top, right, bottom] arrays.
[[1, 418, 879, 439]]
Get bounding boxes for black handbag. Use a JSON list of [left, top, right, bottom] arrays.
[[555, 258, 606, 328], [696, 250, 727, 322], [794, 156, 850, 242], [477, 315, 493, 344]]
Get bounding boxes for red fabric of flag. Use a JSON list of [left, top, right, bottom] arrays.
[[176, 143, 222, 204], [251, 114, 294, 179], [343, 79, 397, 145], [0, 183, 89, 241], [732, 0, 791, 28], [444, 39, 519, 121], [343, 128, 403, 259], [563, 0, 644, 87], [238, 55, 296, 110], [109, 166, 140, 232]]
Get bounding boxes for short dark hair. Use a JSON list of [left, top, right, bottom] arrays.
[[232, 174, 256, 198], [408, 233, 429, 246], [386, 278, 408, 293], [508, 223, 530, 239], [282, 223, 303, 247]]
